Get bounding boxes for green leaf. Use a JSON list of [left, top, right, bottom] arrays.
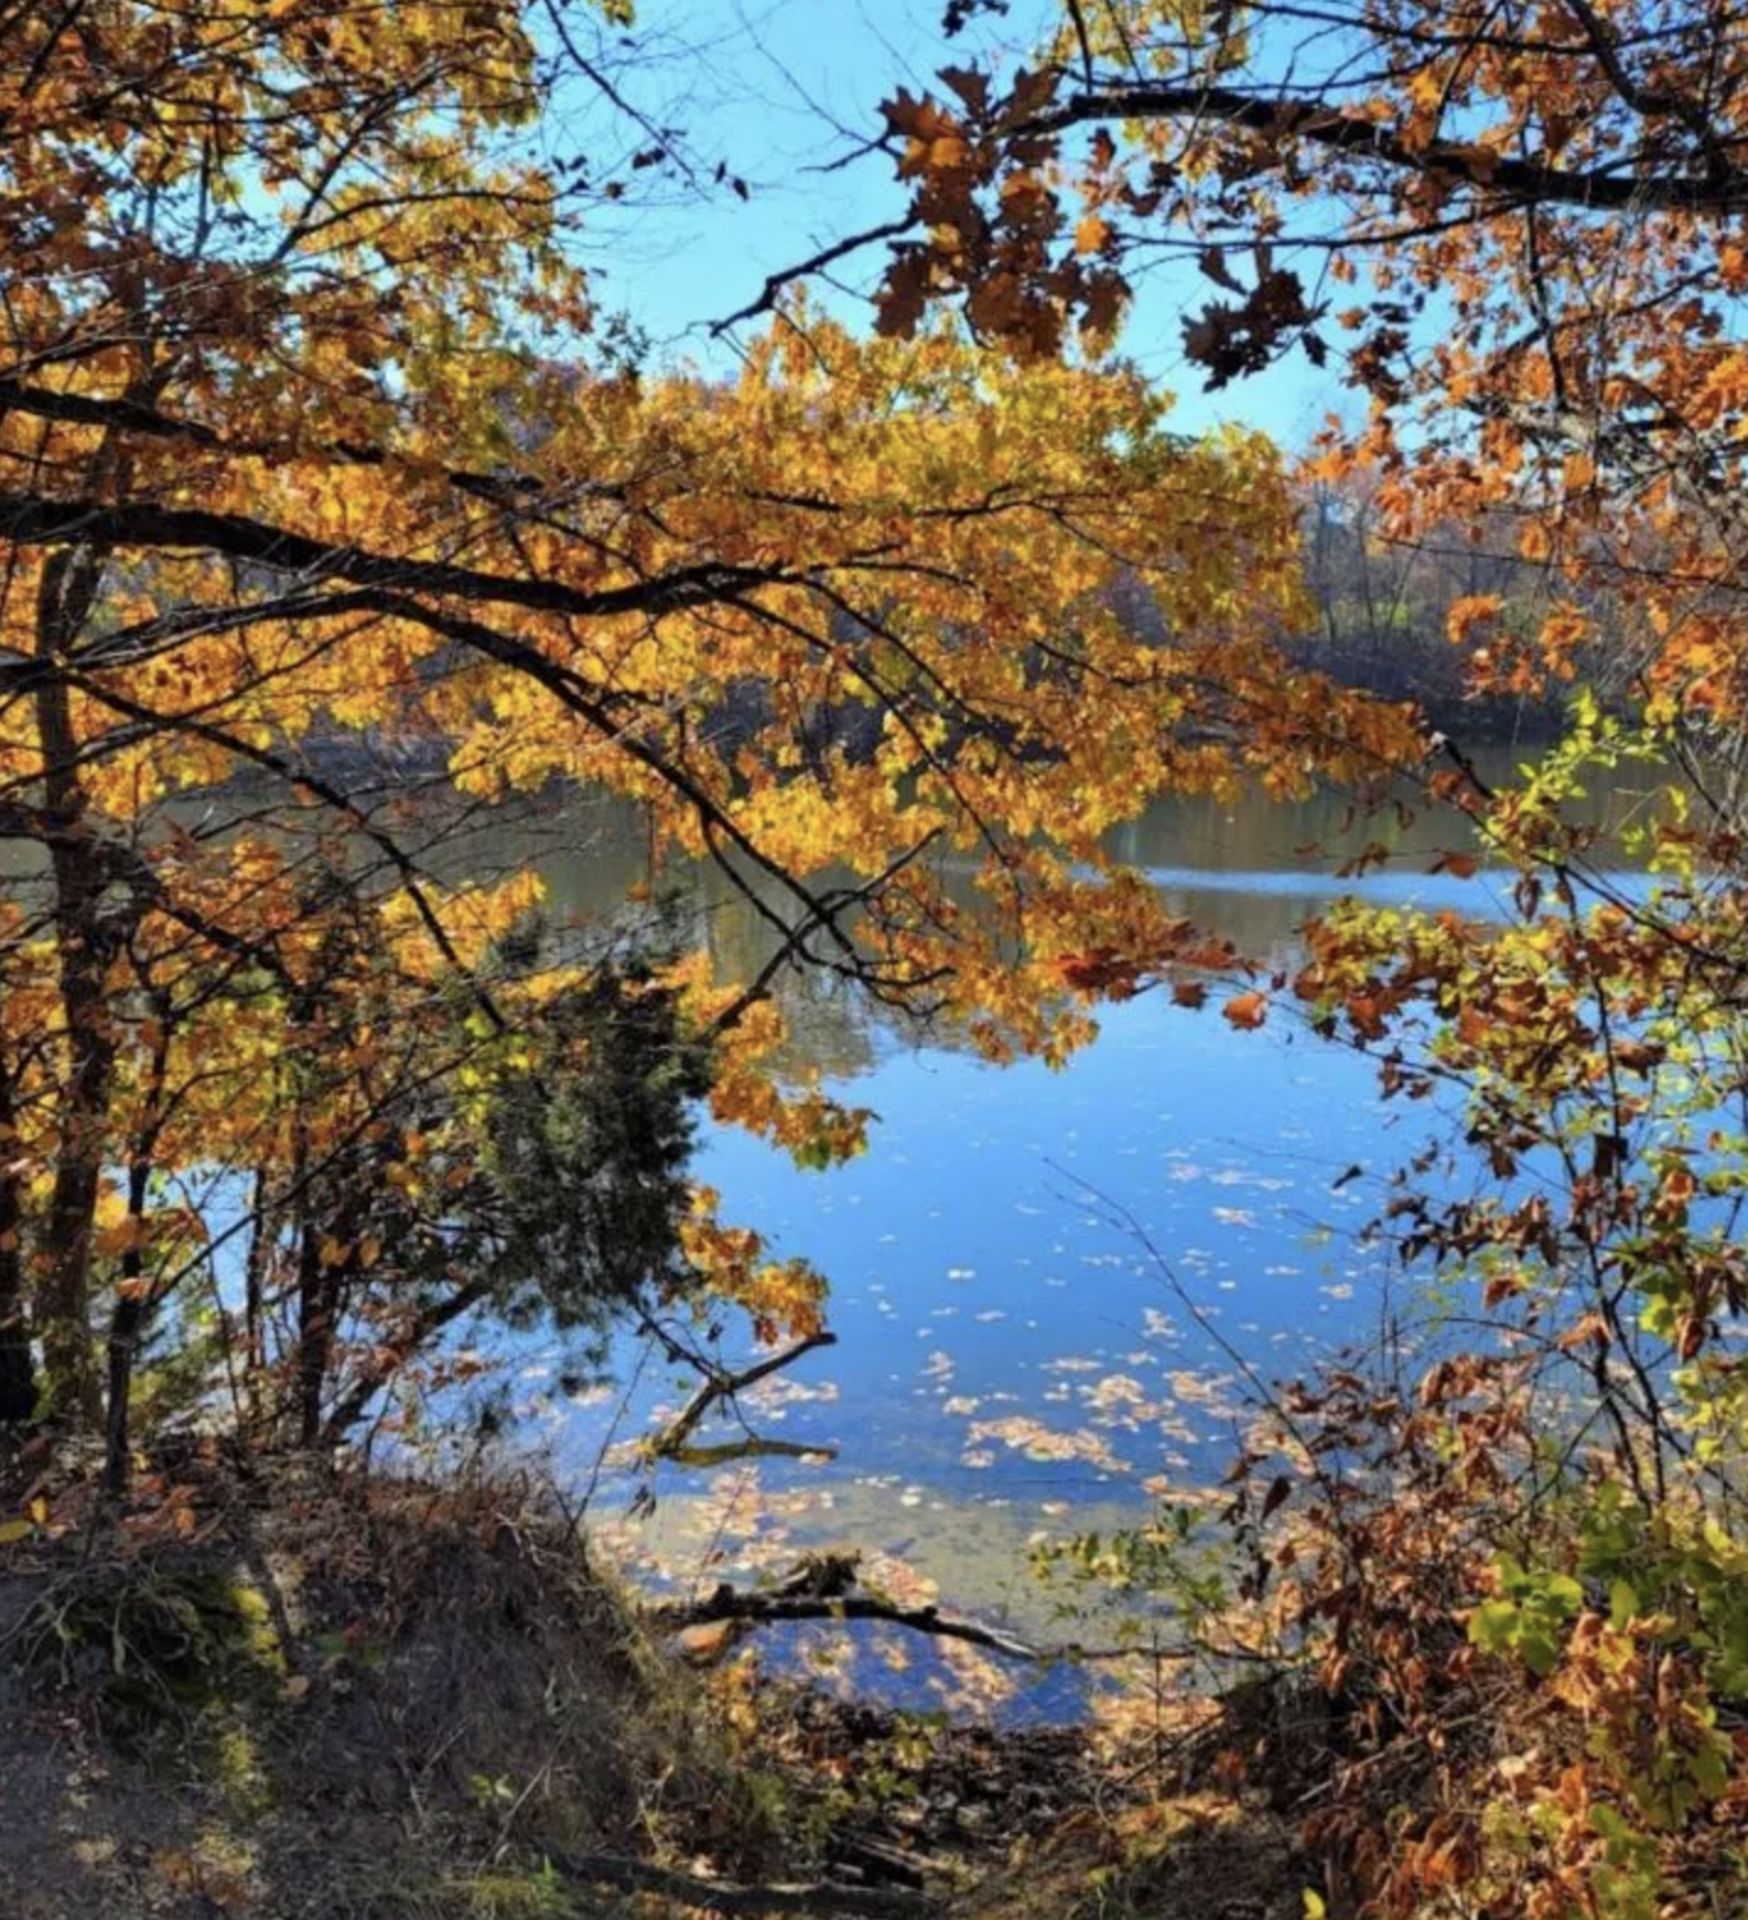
[[1470, 1599, 1519, 1654], [1517, 1628, 1561, 1678], [1543, 1572, 1584, 1613], [1693, 1741, 1729, 1799], [1591, 1804, 1628, 1843]]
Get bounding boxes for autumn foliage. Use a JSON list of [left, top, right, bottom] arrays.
[[0, 0, 1421, 1509], [845, 2, 1748, 1912], [11, 0, 1748, 1908]]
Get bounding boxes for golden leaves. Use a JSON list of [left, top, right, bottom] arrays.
[[879, 0, 1748, 746], [680, 1194, 828, 1344], [0, 0, 1424, 1409]]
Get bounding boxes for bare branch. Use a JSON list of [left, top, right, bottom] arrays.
[[540, 1849, 937, 1918], [714, 220, 913, 336], [649, 1572, 1244, 1667], [650, 1330, 838, 1458]]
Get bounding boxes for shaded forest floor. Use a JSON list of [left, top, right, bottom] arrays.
[[0, 1443, 1307, 1920]]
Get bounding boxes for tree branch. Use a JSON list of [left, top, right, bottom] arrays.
[[0, 377, 563, 506], [540, 1849, 937, 1918], [1024, 83, 1748, 214], [714, 219, 913, 335], [0, 489, 788, 625], [650, 1330, 838, 1458], [649, 1578, 1225, 1666]]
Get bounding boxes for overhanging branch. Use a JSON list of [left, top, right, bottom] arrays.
[[648, 1331, 838, 1462], [650, 1576, 1227, 1666], [1024, 82, 1748, 215]]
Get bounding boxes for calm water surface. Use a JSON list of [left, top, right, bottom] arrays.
[[463, 749, 1673, 1708], [0, 740, 1671, 1709]]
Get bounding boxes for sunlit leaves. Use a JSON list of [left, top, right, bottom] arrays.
[[0, 0, 1439, 1427]]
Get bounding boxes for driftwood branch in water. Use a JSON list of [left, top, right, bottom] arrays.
[[650, 1581, 1212, 1666], [660, 1436, 832, 1468], [650, 1329, 838, 1460], [540, 1847, 936, 1916]]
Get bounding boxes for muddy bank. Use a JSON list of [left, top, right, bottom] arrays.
[[0, 1445, 1307, 1918]]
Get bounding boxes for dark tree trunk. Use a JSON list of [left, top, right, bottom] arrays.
[[242, 1165, 271, 1429], [296, 1185, 360, 1450], [0, 1064, 34, 1425], [101, 1159, 151, 1497], [295, 1214, 332, 1449], [103, 1014, 168, 1496], [35, 546, 119, 1429]]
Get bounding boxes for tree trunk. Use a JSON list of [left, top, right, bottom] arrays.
[[295, 1210, 332, 1448], [0, 1064, 35, 1424], [242, 1164, 271, 1430], [103, 1007, 170, 1497], [35, 547, 117, 1429], [102, 1157, 152, 1496], [295, 1168, 360, 1449]]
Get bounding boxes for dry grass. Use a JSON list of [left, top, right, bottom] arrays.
[[0, 1455, 739, 1918]]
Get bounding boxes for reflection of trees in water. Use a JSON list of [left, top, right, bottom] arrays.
[[515, 787, 1322, 1060], [483, 751, 1681, 1075], [1109, 747, 1673, 877], [508, 792, 882, 1083]]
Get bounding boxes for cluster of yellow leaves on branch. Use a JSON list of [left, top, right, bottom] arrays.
[[0, 1, 1420, 1455]]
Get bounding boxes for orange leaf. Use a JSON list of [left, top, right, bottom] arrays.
[[1557, 1312, 1609, 1352]]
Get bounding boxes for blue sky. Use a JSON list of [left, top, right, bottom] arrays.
[[568, 0, 1354, 447]]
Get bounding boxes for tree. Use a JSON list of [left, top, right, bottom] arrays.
[[856, 1, 1748, 724], [840, 6, 1748, 1911], [1297, 470, 1574, 733], [0, 2, 1416, 1458]]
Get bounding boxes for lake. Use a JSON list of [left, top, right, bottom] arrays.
[[459, 745, 1675, 1715]]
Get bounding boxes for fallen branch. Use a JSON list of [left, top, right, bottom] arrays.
[[662, 1437, 837, 1468], [540, 1847, 937, 1917], [650, 1330, 838, 1459], [650, 1581, 1214, 1666]]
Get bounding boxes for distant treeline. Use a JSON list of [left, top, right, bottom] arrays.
[[1288, 478, 1586, 742], [1105, 473, 1609, 746]]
